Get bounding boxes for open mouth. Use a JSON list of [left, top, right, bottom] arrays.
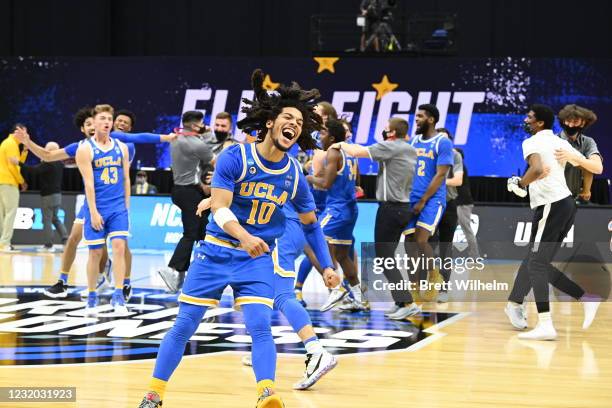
[[281, 127, 296, 141]]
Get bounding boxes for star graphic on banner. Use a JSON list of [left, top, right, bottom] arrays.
[[371, 75, 399, 100], [262, 74, 280, 91], [313, 57, 340, 74]]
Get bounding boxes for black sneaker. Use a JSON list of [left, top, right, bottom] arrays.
[[123, 284, 133, 302], [138, 392, 162, 407], [44, 280, 68, 298]]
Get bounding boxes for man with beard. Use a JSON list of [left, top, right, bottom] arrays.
[[398, 104, 453, 319], [158, 110, 214, 293], [505, 104, 599, 340], [554, 104, 603, 203]]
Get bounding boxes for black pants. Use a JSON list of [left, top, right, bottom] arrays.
[[508, 196, 584, 313], [437, 199, 458, 283], [374, 202, 414, 304], [168, 185, 209, 272]]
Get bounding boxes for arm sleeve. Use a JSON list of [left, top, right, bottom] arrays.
[[64, 142, 80, 158], [291, 171, 317, 214], [367, 142, 396, 161], [210, 146, 243, 192], [111, 131, 162, 144], [436, 137, 454, 166]]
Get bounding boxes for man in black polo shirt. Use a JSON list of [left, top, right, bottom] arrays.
[[554, 104, 603, 203], [27, 142, 68, 252]]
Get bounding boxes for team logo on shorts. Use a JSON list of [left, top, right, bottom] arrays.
[[0, 286, 466, 366]]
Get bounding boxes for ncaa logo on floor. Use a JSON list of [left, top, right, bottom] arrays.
[[0, 286, 464, 365]]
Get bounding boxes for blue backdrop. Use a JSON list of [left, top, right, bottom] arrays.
[[0, 57, 610, 177]]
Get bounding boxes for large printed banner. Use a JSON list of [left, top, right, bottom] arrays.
[[12, 194, 612, 257], [1, 57, 610, 177]]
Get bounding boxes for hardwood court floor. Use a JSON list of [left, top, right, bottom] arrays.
[[0, 250, 611, 408]]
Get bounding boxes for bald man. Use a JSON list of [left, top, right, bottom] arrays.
[[29, 141, 68, 251]]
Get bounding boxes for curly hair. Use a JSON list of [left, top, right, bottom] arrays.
[[73, 106, 93, 130], [237, 69, 323, 151], [557, 104, 598, 129]]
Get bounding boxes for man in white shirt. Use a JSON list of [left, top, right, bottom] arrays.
[[505, 104, 600, 340]]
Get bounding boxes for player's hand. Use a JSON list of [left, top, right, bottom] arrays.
[[238, 233, 270, 258], [554, 148, 580, 166], [507, 176, 527, 198], [322, 268, 340, 288], [13, 126, 30, 144], [355, 186, 365, 198], [19, 182, 27, 192], [161, 133, 178, 143], [196, 198, 212, 216], [303, 160, 313, 173], [579, 190, 591, 201], [91, 211, 104, 231], [411, 200, 426, 215]]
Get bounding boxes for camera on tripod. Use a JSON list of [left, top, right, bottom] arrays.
[[359, 0, 401, 52]]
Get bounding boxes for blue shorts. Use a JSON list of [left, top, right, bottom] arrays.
[[82, 209, 129, 249], [403, 197, 445, 236], [74, 205, 86, 225], [272, 219, 306, 299], [320, 204, 357, 245], [178, 236, 276, 309]]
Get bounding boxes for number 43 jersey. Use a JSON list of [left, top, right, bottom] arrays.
[[207, 143, 316, 247]]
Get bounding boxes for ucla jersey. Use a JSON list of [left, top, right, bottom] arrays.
[[326, 149, 358, 208], [85, 137, 126, 214], [207, 143, 315, 246], [409, 133, 454, 202]]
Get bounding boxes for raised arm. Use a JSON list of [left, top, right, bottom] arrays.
[[307, 148, 340, 189], [111, 131, 176, 144], [120, 143, 131, 210], [332, 141, 371, 158], [13, 127, 70, 162], [75, 144, 103, 231]]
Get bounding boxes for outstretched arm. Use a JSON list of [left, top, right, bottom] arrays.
[[13, 127, 70, 162], [307, 148, 340, 189]]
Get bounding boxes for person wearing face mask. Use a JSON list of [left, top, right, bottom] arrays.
[[158, 110, 214, 293], [200, 112, 237, 196], [332, 117, 418, 317], [132, 170, 158, 195], [554, 104, 603, 204]]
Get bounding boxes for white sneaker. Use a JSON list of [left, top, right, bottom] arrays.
[[437, 291, 449, 303], [388, 303, 421, 320], [85, 305, 98, 317], [505, 302, 528, 330], [384, 304, 401, 317], [319, 288, 348, 312], [158, 267, 180, 293], [339, 297, 370, 312], [582, 300, 601, 329], [241, 355, 252, 366], [518, 320, 557, 341], [111, 292, 129, 316], [293, 351, 337, 390]]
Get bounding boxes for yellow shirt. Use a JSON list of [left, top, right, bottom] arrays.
[[0, 134, 28, 186]]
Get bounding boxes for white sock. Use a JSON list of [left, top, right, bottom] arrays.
[[508, 301, 521, 308], [304, 339, 324, 355], [538, 311, 552, 323]]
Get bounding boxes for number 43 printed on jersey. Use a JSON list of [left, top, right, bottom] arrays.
[[100, 167, 119, 184]]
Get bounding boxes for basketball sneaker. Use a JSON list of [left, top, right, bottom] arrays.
[[518, 319, 557, 341], [80, 273, 108, 299], [256, 388, 284, 408], [157, 267, 180, 293], [384, 303, 402, 317], [504, 302, 528, 330], [102, 258, 113, 286], [293, 351, 338, 390], [44, 280, 68, 298], [582, 298, 601, 329], [123, 284, 133, 302], [319, 287, 348, 312], [339, 297, 370, 312], [111, 291, 129, 316], [242, 354, 252, 366], [387, 303, 422, 320], [138, 391, 162, 407], [85, 292, 98, 317]]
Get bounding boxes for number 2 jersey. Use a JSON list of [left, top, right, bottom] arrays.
[[207, 143, 316, 246], [409, 133, 454, 203]]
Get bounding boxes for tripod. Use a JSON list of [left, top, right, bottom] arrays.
[[364, 19, 401, 52]]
